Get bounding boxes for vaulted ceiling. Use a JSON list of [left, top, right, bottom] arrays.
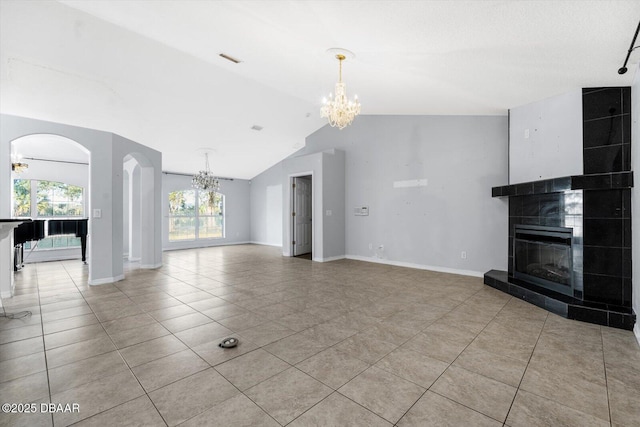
[[1, 1, 639, 179]]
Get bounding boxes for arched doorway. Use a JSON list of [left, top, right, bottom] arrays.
[[123, 152, 161, 269], [11, 134, 90, 264]]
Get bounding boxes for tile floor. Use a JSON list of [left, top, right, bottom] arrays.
[[1, 244, 639, 426]]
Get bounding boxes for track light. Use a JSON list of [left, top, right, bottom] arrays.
[[618, 21, 640, 75]]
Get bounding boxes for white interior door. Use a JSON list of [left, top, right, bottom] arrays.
[[293, 176, 312, 256]]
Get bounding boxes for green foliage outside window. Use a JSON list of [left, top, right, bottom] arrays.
[[13, 179, 30, 217], [168, 189, 224, 241], [36, 181, 84, 217], [13, 179, 84, 250]]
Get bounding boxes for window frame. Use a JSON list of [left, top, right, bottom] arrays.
[[167, 189, 225, 242], [13, 179, 85, 251]]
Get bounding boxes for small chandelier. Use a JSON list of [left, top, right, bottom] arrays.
[[11, 162, 29, 173], [192, 153, 220, 193], [11, 152, 28, 174], [321, 52, 361, 130]]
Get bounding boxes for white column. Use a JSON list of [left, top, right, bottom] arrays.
[[139, 165, 156, 268], [0, 142, 13, 301], [129, 165, 141, 261]]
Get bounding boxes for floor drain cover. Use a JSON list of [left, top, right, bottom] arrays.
[[219, 337, 239, 348]]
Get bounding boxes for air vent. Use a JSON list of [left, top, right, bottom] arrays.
[[219, 53, 241, 64], [251, 125, 263, 131]]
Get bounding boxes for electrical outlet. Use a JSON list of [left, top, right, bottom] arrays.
[[461, 251, 467, 259], [368, 243, 372, 250]]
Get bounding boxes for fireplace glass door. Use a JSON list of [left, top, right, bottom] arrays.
[[514, 226, 573, 297]]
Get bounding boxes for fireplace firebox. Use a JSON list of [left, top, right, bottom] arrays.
[[514, 225, 574, 297]]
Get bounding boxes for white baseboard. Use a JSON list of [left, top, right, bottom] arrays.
[[128, 257, 141, 262], [24, 253, 82, 264], [345, 254, 484, 278], [89, 274, 125, 286], [634, 323, 640, 347], [249, 241, 283, 248], [163, 241, 252, 252], [313, 255, 346, 263], [140, 263, 162, 269]]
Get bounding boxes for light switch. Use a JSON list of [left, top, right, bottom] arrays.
[[93, 209, 102, 218]]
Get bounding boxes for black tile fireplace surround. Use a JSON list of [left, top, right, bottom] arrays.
[[487, 172, 634, 330], [486, 87, 635, 331]]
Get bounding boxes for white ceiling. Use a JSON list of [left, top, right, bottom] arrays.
[[1, 0, 639, 179]]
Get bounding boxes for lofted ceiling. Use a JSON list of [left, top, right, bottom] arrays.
[[1, 0, 639, 179]]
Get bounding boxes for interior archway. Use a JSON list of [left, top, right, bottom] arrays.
[[123, 152, 160, 269], [10, 134, 90, 265]]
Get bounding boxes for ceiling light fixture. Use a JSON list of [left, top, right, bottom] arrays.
[[321, 49, 361, 130], [219, 53, 241, 64], [11, 152, 28, 174], [11, 162, 28, 174], [618, 20, 640, 74], [192, 152, 220, 193]]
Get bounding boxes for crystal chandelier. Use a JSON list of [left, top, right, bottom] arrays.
[[11, 152, 28, 174], [321, 53, 361, 130], [191, 153, 220, 193], [11, 162, 28, 173]]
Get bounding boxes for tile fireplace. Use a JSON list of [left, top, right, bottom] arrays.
[[486, 87, 635, 330]]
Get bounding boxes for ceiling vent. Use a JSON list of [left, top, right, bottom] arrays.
[[219, 53, 241, 64]]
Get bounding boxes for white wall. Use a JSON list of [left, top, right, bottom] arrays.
[[251, 115, 508, 276], [162, 173, 251, 250], [321, 150, 346, 260], [631, 64, 640, 344], [13, 158, 88, 188], [249, 162, 283, 246], [509, 89, 583, 184]]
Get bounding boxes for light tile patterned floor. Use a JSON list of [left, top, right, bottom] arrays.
[[1, 244, 639, 426]]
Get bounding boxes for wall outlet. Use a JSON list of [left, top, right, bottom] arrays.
[[368, 243, 373, 250], [461, 251, 467, 259], [93, 209, 102, 218], [326, 210, 332, 216]]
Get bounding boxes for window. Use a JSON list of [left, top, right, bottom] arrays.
[[168, 189, 224, 241], [36, 181, 83, 217], [13, 179, 84, 250], [13, 179, 31, 217]]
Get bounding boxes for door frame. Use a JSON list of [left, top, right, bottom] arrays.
[[288, 171, 314, 259]]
